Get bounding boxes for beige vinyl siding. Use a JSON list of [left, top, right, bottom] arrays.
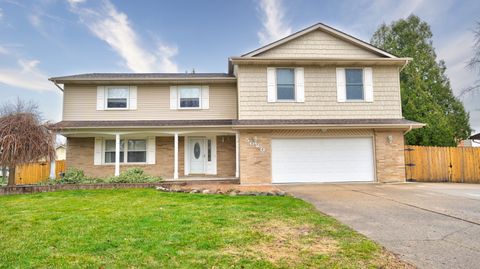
[[256, 30, 380, 58], [237, 65, 402, 120], [63, 84, 237, 121]]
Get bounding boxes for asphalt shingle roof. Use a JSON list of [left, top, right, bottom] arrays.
[[49, 73, 235, 82]]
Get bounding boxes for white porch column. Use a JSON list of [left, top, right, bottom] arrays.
[[49, 160, 56, 179], [115, 134, 120, 176], [235, 131, 239, 178], [174, 133, 179, 180]]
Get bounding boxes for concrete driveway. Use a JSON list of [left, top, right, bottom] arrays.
[[279, 183, 480, 269]]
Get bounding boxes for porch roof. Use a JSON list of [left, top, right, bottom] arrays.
[[51, 118, 424, 130], [51, 120, 234, 130]]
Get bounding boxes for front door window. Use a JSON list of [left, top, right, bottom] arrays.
[[190, 139, 204, 174], [193, 142, 201, 159]]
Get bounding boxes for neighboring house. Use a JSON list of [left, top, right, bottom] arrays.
[[465, 133, 480, 147], [50, 23, 424, 184], [56, 145, 66, 160]]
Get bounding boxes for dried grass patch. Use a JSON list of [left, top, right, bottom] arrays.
[[224, 220, 338, 265]]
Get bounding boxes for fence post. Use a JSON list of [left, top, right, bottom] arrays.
[[49, 160, 56, 179]]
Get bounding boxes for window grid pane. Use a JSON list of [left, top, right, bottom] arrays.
[[345, 69, 364, 100], [127, 139, 147, 163], [107, 88, 129, 108], [105, 140, 124, 163], [105, 139, 147, 163], [105, 152, 124, 163], [127, 152, 146, 163], [207, 139, 212, 162], [276, 68, 295, 100], [179, 88, 201, 108]]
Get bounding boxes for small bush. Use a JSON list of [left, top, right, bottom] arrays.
[[59, 168, 89, 184], [106, 168, 162, 183]]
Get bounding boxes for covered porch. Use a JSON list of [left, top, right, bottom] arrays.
[[61, 128, 239, 181]]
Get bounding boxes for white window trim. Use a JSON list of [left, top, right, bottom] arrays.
[[102, 138, 147, 165], [105, 86, 130, 110], [344, 67, 365, 102], [275, 67, 296, 102], [177, 86, 202, 110]]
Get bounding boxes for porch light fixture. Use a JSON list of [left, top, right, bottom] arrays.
[[387, 135, 393, 144]]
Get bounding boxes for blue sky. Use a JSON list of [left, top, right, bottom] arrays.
[[0, 0, 479, 132]]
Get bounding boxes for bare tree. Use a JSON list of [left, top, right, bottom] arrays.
[[0, 97, 42, 119], [461, 21, 480, 97], [0, 98, 55, 186]]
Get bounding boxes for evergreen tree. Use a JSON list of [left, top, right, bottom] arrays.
[[371, 15, 471, 146]]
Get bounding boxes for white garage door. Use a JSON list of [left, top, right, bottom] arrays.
[[272, 138, 375, 183]]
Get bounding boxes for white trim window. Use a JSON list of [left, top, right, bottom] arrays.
[[336, 67, 373, 102], [276, 68, 295, 100], [106, 86, 129, 109], [178, 86, 201, 109], [267, 67, 304, 102], [127, 139, 147, 163], [345, 68, 364, 100], [105, 139, 124, 163], [104, 139, 147, 164]]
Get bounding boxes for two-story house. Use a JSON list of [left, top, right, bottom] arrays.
[[51, 23, 423, 184]]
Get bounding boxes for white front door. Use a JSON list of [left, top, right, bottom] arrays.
[[189, 138, 205, 174]]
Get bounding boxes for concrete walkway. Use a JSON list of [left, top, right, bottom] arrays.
[[280, 183, 480, 269]]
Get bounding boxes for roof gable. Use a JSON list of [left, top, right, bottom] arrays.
[[242, 23, 397, 58]]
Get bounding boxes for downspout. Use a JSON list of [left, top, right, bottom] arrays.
[[400, 58, 410, 71], [404, 125, 413, 135], [52, 81, 64, 92]]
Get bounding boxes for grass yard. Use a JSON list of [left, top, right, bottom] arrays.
[[0, 189, 409, 268]]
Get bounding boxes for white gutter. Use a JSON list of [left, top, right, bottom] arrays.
[[404, 125, 413, 134], [52, 81, 64, 92]]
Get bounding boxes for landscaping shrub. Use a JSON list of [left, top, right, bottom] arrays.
[[41, 167, 162, 185], [59, 168, 91, 184], [106, 168, 162, 183]]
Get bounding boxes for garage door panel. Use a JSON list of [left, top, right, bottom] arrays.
[[272, 138, 374, 183]]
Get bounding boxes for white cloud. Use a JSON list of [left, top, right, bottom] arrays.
[[0, 45, 8, 54], [257, 0, 292, 45], [28, 13, 42, 28], [0, 8, 3, 20], [0, 59, 54, 92], [67, 0, 85, 4], [68, 0, 178, 73]]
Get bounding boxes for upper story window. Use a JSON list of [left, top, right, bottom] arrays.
[[267, 67, 304, 103], [106, 87, 129, 109], [345, 69, 364, 100], [179, 86, 201, 108], [276, 68, 295, 100], [336, 67, 373, 103]]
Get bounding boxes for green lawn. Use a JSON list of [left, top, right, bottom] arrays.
[[0, 189, 407, 268]]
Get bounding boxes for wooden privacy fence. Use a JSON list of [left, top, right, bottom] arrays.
[[405, 146, 480, 183], [15, 160, 66, 185]]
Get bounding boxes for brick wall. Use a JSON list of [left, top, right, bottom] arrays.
[[238, 129, 406, 184], [374, 130, 406, 182], [66, 136, 235, 179], [217, 136, 236, 177], [239, 130, 272, 184]]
